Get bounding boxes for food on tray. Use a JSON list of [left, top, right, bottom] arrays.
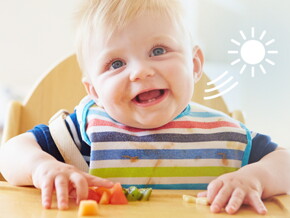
[[88, 188, 101, 202], [109, 183, 128, 204], [78, 200, 99, 216], [139, 188, 152, 201], [123, 186, 152, 201], [182, 194, 196, 203], [88, 183, 153, 205], [196, 197, 210, 205], [88, 183, 128, 205], [126, 186, 143, 201], [182, 194, 210, 205], [99, 191, 110, 204]]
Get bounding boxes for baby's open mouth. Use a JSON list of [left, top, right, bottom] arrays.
[[133, 89, 167, 105]]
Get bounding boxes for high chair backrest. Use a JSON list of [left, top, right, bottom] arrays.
[[1, 54, 244, 145]]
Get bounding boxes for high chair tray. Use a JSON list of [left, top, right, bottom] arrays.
[[0, 181, 289, 217]]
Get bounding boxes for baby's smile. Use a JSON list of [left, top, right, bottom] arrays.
[[132, 89, 169, 107]]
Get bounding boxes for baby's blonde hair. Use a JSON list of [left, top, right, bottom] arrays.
[[76, 0, 193, 76]]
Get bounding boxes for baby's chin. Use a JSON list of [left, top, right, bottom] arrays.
[[121, 118, 173, 130], [104, 102, 185, 129]]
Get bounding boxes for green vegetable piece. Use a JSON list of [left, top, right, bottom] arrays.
[[126, 186, 142, 201], [139, 188, 152, 201], [122, 188, 128, 197]]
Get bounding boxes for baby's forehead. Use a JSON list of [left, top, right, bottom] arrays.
[[76, 0, 194, 73], [94, 15, 190, 49], [85, 0, 190, 38], [95, 17, 192, 52]]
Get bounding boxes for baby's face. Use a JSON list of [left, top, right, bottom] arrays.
[[86, 13, 196, 129]]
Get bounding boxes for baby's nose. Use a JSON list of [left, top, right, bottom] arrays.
[[129, 63, 155, 81]]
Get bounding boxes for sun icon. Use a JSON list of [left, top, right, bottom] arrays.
[[228, 27, 278, 77]]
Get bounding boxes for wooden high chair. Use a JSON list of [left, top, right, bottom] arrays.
[[0, 54, 244, 180]]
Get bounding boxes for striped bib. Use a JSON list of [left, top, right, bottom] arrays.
[[76, 96, 252, 189]]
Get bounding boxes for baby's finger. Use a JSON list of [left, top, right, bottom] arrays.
[[210, 186, 232, 213], [225, 188, 246, 214], [70, 173, 89, 204], [41, 179, 54, 209], [69, 187, 77, 200], [54, 175, 69, 210], [247, 192, 267, 215], [86, 174, 114, 188], [207, 179, 223, 203], [197, 191, 207, 197]]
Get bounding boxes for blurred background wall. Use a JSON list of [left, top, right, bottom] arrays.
[[0, 0, 289, 148], [190, 0, 290, 148]]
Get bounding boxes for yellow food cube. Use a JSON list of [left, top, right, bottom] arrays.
[[182, 194, 196, 203], [196, 197, 210, 205], [182, 195, 210, 205], [78, 200, 99, 216]]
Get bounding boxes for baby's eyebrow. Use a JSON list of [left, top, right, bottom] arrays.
[[149, 35, 183, 51], [149, 35, 179, 45], [97, 47, 125, 62]]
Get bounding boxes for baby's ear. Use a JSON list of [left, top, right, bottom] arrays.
[[192, 46, 204, 83], [82, 77, 99, 99]]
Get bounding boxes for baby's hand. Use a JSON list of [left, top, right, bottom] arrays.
[[31, 160, 113, 210], [197, 169, 267, 215]]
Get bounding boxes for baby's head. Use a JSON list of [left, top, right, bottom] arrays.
[[76, 0, 204, 129]]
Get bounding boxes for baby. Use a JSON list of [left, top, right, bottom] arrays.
[[0, 0, 289, 215]]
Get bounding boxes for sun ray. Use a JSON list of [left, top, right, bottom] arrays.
[[259, 64, 266, 74], [265, 58, 275, 65], [228, 50, 239, 54], [251, 66, 255, 77], [231, 58, 241, 66], [265, 39, 275, 46], [204, 82, 239, 100], [251, 27, 255, 38], [240, 64, 247, 74], [231, 39, 241, 46], [205, 76, 233, 93], [267, 50, 278, 54], [259, 30, 266, 40], [240, 30, 246, 40], [207, 71, 228, 85]]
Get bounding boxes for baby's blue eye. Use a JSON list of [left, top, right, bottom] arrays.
[[151, 47, 166, 56], [110, 60, 125, 69]]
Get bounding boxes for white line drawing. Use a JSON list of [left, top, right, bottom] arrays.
[[228, 27, 278, 77], [205, 28, 278, 101], [204, 71, 239, 100], [204, 81, 239, 100]]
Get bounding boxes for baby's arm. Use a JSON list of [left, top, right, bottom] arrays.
[[0, 132, 113, 209], [198, 147, 290, 214]]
